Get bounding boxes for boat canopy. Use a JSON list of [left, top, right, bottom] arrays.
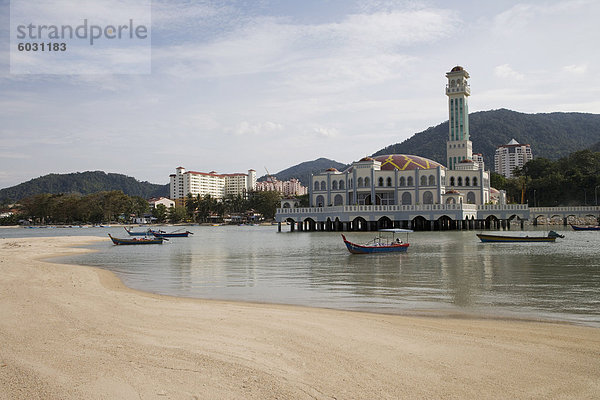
[[378, 229, 414, 233]]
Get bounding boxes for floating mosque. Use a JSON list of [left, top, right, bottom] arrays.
[[276, 66, 521, 232]]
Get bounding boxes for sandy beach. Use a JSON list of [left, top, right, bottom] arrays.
[[0, 236, 599, 399]]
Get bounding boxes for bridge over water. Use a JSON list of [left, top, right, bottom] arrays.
[[275, 204, 600, 232]]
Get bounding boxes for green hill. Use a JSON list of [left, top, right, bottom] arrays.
[[373, 109, 600, 166], [0, 171, 168, 203]]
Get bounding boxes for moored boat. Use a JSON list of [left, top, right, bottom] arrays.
[[476, 230, 564, 243], [342, 229, 412, 254], [108, 234, 163, 245], [570, 224, 600, 231], [124, 227, 150, 236], [150, 229, 193, 238]]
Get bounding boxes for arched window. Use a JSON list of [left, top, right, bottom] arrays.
[[420, 176, 427, 186], [467, 192, 476, 204], [314, 181, 319, 191], [316, 195, 325, 207], [332, 180, 338, 190], [334, 194, 344, 206], [473, 177, 478, 186], [283, 202, 291, 208], [429, 175, 435, 186], [446, 197, 456, 204], [378, 177, 384, 186], [364, 177, 370, 187], [321, 181, 326, 191], [458, 177, 463, 186], [339, 180, 345, 190], [465, 177, 470, 186], [407, 176, 413, 186], [401, 192, 412, 205], [387, 177, 392, 187], [450, 177, 455, 186], [399, 177, 406, 186], [357, 177, 363, 187], [423, 191, 433, 204]]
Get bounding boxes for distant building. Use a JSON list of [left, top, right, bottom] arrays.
[[255, 177, 308, 196], [148, 197, 175, 209], [169, 167, 256, 206], [494, 139, 533, 178]]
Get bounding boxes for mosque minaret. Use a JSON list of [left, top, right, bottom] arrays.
[[445, 66, 473, 170]]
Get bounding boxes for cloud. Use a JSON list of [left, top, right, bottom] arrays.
[[313, 126, 339, 138], [563, 64, 588, 74], [153, 6, 458, 82], [494, 64, 524, 80], [233, 121, 284, 136]]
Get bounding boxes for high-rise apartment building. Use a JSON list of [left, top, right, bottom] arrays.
[[169, 167, 256, 206], [494, 139, 533, 178]]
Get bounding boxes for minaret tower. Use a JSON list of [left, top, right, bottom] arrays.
[[445, 66, 473, 170]]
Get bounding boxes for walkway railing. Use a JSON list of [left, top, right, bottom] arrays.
[[531, 206, 600, 213], [277, 203, 479, 215]]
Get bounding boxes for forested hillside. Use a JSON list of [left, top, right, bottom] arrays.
[[0, 171, 168, 203], [373, 109, 600, 166]]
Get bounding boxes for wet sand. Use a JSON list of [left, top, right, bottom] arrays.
[[1, 236, 599, 399]]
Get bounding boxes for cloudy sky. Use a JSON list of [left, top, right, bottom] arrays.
[[1, 0, 599, 188]]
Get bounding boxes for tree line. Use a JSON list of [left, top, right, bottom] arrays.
[[491, 150, 600, 206], [0, 190, 283, 225]]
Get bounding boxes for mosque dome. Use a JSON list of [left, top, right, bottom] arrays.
[[373, 154, 444, 171], [359, 156, 375, 162], [451, 66, 464, 72], [325, 168, 339, 172]]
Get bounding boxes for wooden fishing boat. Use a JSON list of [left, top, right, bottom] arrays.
[[108, 234, 163, 245], [476, 230, 564, 243], [341, 229, 412, 254], [124, 227, 150, 236], [149, 229, 193, 238], [570, 224, 600, 231]]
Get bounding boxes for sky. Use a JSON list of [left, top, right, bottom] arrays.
[[1, 0, 599, 188]]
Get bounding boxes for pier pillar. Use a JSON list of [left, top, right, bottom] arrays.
[[563, 217, 568, 226], [291, 222, 295, 232], [520, 219, 524, 230], [501, 220, 506, 229], [278, 222, 281, 232]]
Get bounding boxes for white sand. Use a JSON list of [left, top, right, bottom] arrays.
[[1, 236, 599, 399]]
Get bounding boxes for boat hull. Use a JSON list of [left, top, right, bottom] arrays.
[[570, 225, 600, 231], [124, 227, 149, 236], [108, 234, 163, 245], [150, 230, 191, 238], [342, 234, 409, 254], [476, 234, 556, 243]]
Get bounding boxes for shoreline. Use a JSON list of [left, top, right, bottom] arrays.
[[1, 236, 599, 399]]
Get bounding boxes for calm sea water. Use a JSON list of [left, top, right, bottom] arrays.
[[3, 225, 599, 327]]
